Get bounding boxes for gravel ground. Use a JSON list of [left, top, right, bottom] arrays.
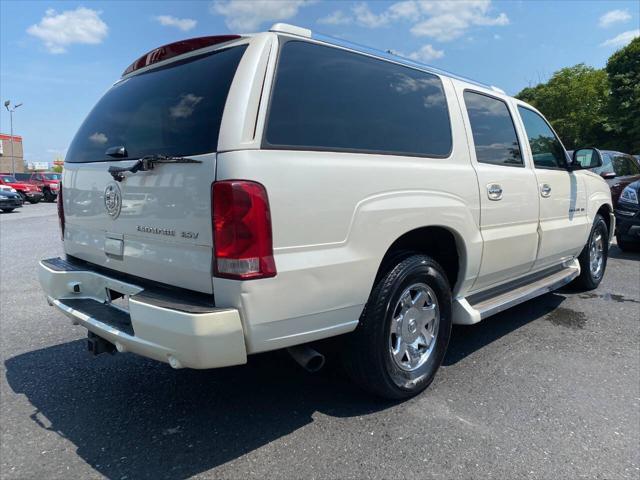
[[1, 202, 639, 480]]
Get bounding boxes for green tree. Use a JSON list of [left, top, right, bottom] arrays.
[[606, 37, 640, 153], [516, 64, 610, 150]]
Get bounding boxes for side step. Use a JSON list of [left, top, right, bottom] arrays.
[[468, 260, 580, 320]]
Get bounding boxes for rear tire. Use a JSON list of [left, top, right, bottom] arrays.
[[1, 208, 14, 213], [575, 214, 608, 290], [28, 198, 40, 204], [342, 254, 452, 400]]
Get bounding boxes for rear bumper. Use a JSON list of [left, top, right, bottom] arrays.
[[39, 257, 247, 369]]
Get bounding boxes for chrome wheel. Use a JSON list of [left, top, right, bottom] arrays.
[[389, 283, 439, 372], [589, 229, 605, 278]]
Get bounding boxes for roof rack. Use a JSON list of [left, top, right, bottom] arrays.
[[269, 23, 500, 92]]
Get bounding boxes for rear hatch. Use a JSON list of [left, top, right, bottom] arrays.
[[62, 44, 247, 293]]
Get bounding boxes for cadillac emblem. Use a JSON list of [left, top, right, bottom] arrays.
[[104, 182, 122, 218]]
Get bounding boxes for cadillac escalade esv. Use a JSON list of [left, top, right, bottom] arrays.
[[39, 24, 613, 399]]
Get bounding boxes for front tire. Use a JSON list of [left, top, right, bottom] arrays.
[[575, 214, 609, 290], [43, 189, 56, 202], [342, 254, 452, 400], [1, 208, 14, 213]]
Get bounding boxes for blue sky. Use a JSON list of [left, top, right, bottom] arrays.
[[1, 0, 639, 164]]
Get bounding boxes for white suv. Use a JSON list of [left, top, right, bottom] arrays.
[[39, 24, 613, 399]]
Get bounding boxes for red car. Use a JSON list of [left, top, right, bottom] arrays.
[[589, 150, 640, 207], [0, 174, 44, 204], [14, 172, 61, 202]]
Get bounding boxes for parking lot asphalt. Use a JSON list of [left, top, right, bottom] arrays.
[[1, 202, 639, 480]]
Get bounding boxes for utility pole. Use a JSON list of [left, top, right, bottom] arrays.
[[4, 101, 23, 176]]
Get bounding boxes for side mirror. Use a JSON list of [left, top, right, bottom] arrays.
[[600, 171, 616, 179], [570, 148, 602, 170]]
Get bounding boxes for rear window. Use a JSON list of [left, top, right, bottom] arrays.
[[66, 45, 247, 163], [265, 41, 452, 158]]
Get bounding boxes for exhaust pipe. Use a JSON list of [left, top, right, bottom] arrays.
[[287, 345, 325, 373]]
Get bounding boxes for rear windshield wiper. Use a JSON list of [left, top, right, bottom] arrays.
[[107, 155, 202, 182]]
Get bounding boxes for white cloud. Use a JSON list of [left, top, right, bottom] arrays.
[[410, 0, 509, 41], [600, 29, 639, 47], [598, 9, 631, 28], [319, 1, 509, 43], [318, 10, 352, 26], [170, 94, 204, 118], [154, 15, 197, 32], [353, 2, 390, 28], [89, 132, 108, 145], [407, 44, 444, 61], [27, 7, 108, 54], [211, 0, 313, 31]]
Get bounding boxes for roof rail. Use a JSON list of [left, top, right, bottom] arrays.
[[268, 23, 499, 92]]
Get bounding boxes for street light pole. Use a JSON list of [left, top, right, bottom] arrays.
[[4, 101, 23, 176]]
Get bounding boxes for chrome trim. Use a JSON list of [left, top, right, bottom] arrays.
[[609, 212, 616, 244], [472, 260, 580, 319], [310, 32, 496, 91]]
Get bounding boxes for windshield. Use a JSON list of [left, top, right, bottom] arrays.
[[66, 45, 247, 163], [1, 176, 17, 183], [44, 174, 61, 180]]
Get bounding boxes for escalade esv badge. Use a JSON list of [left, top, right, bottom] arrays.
[[104, 182, 122, 219]]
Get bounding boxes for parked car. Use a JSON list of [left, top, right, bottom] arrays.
[[588, 150, 640, 207], [14, 172, 60, 202], [0, 174, 43, 203], [614, 180, 640, 251], [0, 189, 23, 212], [39, 24, 613, 400]]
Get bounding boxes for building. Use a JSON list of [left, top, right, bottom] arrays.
[[0, 133, 24, 173]]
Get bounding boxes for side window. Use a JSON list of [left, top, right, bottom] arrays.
[[517, 106, 567, 169], [463, 91, 522, 167], [612, 155, 640, 176], [265, 41, 452, 157]]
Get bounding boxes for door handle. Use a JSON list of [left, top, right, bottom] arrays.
[[540, 184, 552, 198], [487, 183, 503, 201]]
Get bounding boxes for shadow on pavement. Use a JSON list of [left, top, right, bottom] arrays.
[[5, 343, 389, 480], [5, 292, 566, 479], [608, 244, 640, 260], [444, 292, 566, 366]]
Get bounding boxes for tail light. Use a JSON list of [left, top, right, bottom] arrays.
[[57, 183, 65, 239], [212, 180, 276, 280]]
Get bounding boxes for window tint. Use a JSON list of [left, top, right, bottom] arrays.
[[517, 106, 567, 169], [265, 41, 452, 157], [464, 91, 522, 167], [612, 154, 640, 176], [66, 45, 247, 163]]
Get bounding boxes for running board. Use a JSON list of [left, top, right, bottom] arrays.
[[453, 260, 581, 324]]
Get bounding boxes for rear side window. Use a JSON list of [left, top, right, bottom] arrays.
[[66, 45, 247, 163], [265, 41, 452, 157], [463, 91, 522, 167], [612, 154, 640, 176], [517, 106, 567, 169]]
